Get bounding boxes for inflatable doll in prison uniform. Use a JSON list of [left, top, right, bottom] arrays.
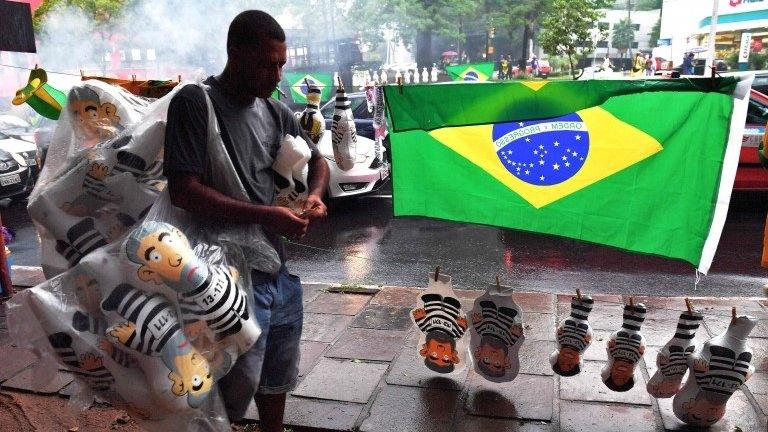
[[601, 303, 647, 392], [469, 292, 525, 382], [330, 84, 357, 171], [647, 310, 704, 398], [410, 273, 469, 374], [123, 222, 260, 356], [21, 286, 153, 416], [550, 295, 594, 377], [296, 84, 325, 145], [370, 85, 386, 169], [100, 283, 223, 410], [672, 315, 757, 428], [272, 135, 312, 213]]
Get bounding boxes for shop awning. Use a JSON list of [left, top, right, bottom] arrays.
[[696, 9, 768, 34]]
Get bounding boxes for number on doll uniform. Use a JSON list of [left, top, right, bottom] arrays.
[[0, 174, 21, 186]]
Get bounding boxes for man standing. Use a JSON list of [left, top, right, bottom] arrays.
[[162, 10, 329, 432]]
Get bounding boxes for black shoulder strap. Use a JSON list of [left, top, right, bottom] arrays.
[[202, 85, 261, 201]]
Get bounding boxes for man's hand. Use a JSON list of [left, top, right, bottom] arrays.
[[266, 206, 309, 240], [301, 194, 327, 220]]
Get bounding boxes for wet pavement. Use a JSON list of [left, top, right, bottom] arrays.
[[3, 188, 768, 297]]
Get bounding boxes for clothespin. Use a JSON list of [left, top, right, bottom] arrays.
[[434, 266, 441, 282], [731, 306, 737, 323], [34, 63, 38, 70], [495, 275, 502, 295], [685, 297, 693, 313], [629, 296, 635, 310], [178, 74, 182, 83], [397, 76, 404, 94], [576, 289, 582, 303], [337, 76, 344, 91], [79, 69, 84, 78], [132, 74, 136, 82]]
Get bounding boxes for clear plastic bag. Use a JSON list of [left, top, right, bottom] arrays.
[[12, 77, 285, 430]]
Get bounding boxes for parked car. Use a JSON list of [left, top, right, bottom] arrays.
[[0, 114, 35, 143], [736, 88, 768, 190], [749, 70, 768, 95], [313, 93, 390, 198], [0, 133, 37, 200]]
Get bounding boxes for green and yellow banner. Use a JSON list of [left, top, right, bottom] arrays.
[[284, 72, 333, 104], [383, 79, 749, 272], [445, 62, 495, 81]]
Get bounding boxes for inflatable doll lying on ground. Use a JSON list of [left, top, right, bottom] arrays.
[[8, 219, 261, 431]]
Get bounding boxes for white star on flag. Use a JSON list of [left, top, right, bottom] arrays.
[[539, 160, 545, 165], [553, 163, 560, 170], [540, 175, 545, 181], [533, 150, 538, 155], [575, 135, 581, 140], [572, 151, 578, 156], [554, 141, 559, 146], [565, 161, 570, 167], [518, 122, 524, 126], [562, 156, 567, 161], [525, 138, 530, 142], [525, 170, 530, 175]]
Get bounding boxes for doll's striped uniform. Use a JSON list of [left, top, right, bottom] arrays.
[[558, 297, 594, 352], [608, 304, 647, 364], [473, 300, 520, 346], [414, 293, 465, 338], [48, 332, 114, 391], [658, 312, 703, 378], [176, 266, 249, 341], [56, 218, 108, 266], [695, 345, 753, 396]]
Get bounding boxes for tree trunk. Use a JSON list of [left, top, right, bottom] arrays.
[[416, 29, 433, 69], [521, 22, 531, 62], [568, 51, 577, 80]]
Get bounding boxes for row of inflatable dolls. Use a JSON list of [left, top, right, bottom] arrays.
[[410, 272, 756, 428]]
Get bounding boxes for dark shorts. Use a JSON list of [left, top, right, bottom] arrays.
[[217, 266, 303, 421]]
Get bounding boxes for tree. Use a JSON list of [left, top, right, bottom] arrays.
[[539, 0, 611, 79], [635, 0, 661, 10], [649, 17, 661, 47], [486, 0, 551, 64], [611, 17, 635, 58], [33, 0, 131, 31], [348, 0, 478, 68]]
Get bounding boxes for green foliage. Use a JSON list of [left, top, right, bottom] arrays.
[[649, 17, 660, 47], [611, 17, 635, 57], [635, 0, 662, 10], [485, 0, 551, 49], [539, 0, 610, 79], [750, 52, 768, 70], [33, 0, 131, 31]]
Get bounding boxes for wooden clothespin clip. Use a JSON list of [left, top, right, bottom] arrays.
[[34, 63, 38, 70], [178, 74, 182, 83], [685, 297, 693, 313], [434, 266, 441, 282], [79, 69, 84, 78], [304, 78, 310, 88], [397, 76, 404, 94], [337, 76, 344, 91], [731, 306, 737, 323], [495, 275, 503, 294], [132, 74, 136, 82], [576, 289, 582, 303], [629, 296, 635, 309]]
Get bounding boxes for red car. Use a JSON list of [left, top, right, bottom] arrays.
[[735, 89, 768, 190]]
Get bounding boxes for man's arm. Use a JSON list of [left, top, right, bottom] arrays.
[[302, 152, 329, 218], [167, 172, 308, 239]]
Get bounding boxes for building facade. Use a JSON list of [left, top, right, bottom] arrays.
[[593, 9, 662, 61]]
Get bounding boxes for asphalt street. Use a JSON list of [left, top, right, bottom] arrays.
[[2, 186, 767, 297]]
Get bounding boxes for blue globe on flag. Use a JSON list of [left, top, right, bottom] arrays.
[[492, 113, 590, 186], [299, 78, 317, 96], [464, 71, 479, 81]]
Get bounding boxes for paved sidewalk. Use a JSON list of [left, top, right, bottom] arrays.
[[1, 271, 767, 431]]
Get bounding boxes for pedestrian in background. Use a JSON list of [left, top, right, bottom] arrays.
[[531, 55, 539, 78], [645, 54, 654, 76], [631, 52, 644, 77], [682, 52, 695, 75]]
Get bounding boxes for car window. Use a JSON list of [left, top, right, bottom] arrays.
[[352, 98, 372, 119], [747, 96, 768, 125], [0, 131, 7, 140]]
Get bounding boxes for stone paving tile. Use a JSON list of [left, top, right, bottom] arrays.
[[0, 329, 11, 347], [559, 401, 657, 432], [301, 313, 355, 343], [350, 305, 413, 331], [10, 266, 45, 288], [518, 340, 556, 376], [691, 298, 766, 316], [747, 371, 767, 395], [244, 395, 365, 431], [756, 394, 768, 416], [370, 287, 421, 308], [454, 414, 553, 432], [59, 381, 77, 397], [298, 341, 329, 377], [304, 292, 372, 315], [523, 313, 555, 342], [325, 328, 409, 362], [583, 330, 609, 362], [359, 384, 461, 432], [1, 368, 72, 394], [642, 318, 711, 348], [405, 329, 419, 347], [464, 372, 554, 421], [302, 283, 324, 305], [749, 337, 768, 371], [0, 346, 37, 382], [386, 347, 468, 390], [556, 293, 623, 305], [293, 357, 387, 403], [656, 390, 764, 431], [560, 360, 652, 405], [513, 292, 555, 314]]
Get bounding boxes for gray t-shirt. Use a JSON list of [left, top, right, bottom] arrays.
[[164, 76, 318, 282]]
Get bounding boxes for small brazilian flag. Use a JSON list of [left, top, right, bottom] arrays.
[[285, 72, 333, 104], [445, 62, 495, 82], [12, 68, 67, 120], [383, 78, 751, 273]]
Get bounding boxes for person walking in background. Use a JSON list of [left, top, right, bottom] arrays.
[[602, 56, 612, 71], [645, 54, 654, 76], [631, 52, 644, 77], [682, 52, 695, 75], [498, 56, 508, 80], [531, 55, 539, 78]]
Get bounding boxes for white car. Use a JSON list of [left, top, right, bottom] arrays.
[[0, 131, 39, 200], [316, 132, 389, 199]]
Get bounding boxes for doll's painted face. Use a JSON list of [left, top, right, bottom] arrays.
[[420, 332, 459, 373], [556, 346, 581, 373], [136, 226, 196, 283], [475, 339, 510, 377], [681, 396, 726, 427], [74, 274, 101, 315], [610, 360, 634, 386], [169, 350, 213, 399]]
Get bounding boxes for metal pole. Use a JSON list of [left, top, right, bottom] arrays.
[[0, 213, 14, 300], [706, 0, 719, 72]]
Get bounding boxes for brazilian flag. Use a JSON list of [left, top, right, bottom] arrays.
[[383, 78, 750, 273], [284, 72, 333, 104], [445, 62, 495, 82], [12, 68, 67, 120]]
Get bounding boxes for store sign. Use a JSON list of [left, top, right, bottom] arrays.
[[728, 0, 765, 8], [739, 32, 752, 62], [657, 38, 671, 46]]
